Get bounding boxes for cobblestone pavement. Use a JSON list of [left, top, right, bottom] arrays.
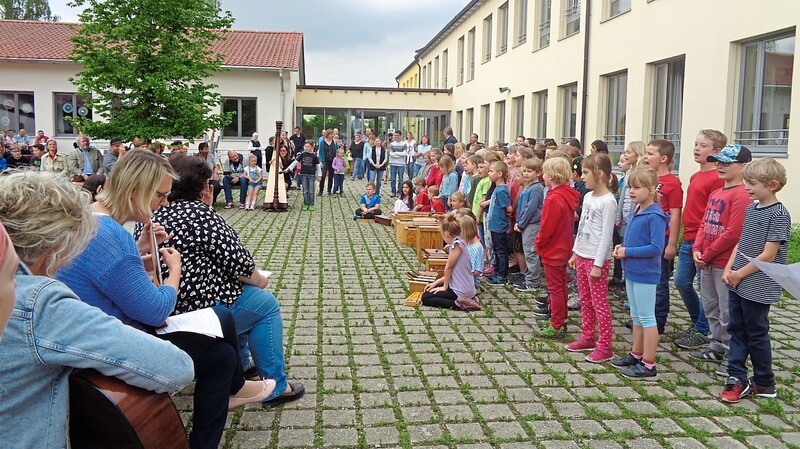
[[179, 179, 800, 449]]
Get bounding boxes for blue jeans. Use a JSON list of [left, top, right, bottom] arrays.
[[352, 157, 364, 180], [491, 231, 510, 278], [223, 175, 248, 205], [654, 236, 673, 331], [674, 240, 710, 334], [228, 285, 288, 401], [299, 174, 315, 205], [406, 161, 417, 179], [369, 169, 385, 195], [333, 173, 344, 194], [727, 290, 774, 386], [390, 165, 404, 195]]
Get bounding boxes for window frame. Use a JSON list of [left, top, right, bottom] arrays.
[[497, 2, 509, 56], [53, 92, 91, 137], [512, 95, 525, 138], [465, 108, 474, 137], [514, 0, 528, 47], [442, 50, 449, 88], [650, 57, 685, 170], [467, 27, 476, 81], [434, 56, 440, 89], [536, 0, 551, 49], [457, 36, 465, 86], [481, 103, 490, 144], [222, 97, 257, 138], [532, 90, 548, 141], [563, 0, 581, 38], [483, 14, 493, 63], [560, 83, 578, 142], [603, 71, 628, 155], [0, 91, 36, 137], [495, 100, 506, 143], [607, 0, 631, 20]]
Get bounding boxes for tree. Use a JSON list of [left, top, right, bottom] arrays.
[[0, 0, 59, 21], [67, 0, 234, 141]]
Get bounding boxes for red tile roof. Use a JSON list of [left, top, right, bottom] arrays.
[[0, 20, 303, 70]]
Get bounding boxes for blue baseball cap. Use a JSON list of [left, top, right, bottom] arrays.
[[707, 144, 752, 164]]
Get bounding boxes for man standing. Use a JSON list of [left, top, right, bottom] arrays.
[[388, 130, 408, 198], [469, 133, 480, 146], [66, 135, 104, 182], [443, 126, 457, 145], [289, 127, 306, 155], [222, 150, 248, 209], [103, 137, 126, 174]]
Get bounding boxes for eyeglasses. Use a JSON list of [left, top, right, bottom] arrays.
[[715, 161, 734, 167], [155, 190, 170, 201]]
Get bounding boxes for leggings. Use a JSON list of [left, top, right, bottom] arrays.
[[626, 279, 657, 328], [422, 288, 459, 309]]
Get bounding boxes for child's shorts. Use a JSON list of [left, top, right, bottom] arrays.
[[512, 231, 523, 253], [248, 182, 263, 190]]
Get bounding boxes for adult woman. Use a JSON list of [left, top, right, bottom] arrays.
[[0, 222, 17, 338], [40, 139, 67, 174], [56, 150, 273, 449], [405, 131, 418, 179], [0, 172, 194, 448], [317, 129, 337, 196], [147, 155, 305, 407], [416, 134, 433, 176]]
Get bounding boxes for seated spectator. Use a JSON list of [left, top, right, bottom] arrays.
[[1, 130, 10, 151], [12, 128, 32, 154], [5, 144, 30, 168], [171, 140, 188, 154], [222, 150, 248, 209], [196, 142, 222, 203], [82, 174, 106, 201], [66, 135, 104, 182], [34, 129, 49, 145], [103, 137, 126, 173], [30, 144, 44, 170], [41, 139, 68, 174], [0, 171, 195, 448]]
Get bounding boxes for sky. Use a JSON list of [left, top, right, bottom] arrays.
[[47, 0, 467, 87]]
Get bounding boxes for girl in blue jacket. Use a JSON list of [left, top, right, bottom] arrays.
[[611, 169, 668, 381]]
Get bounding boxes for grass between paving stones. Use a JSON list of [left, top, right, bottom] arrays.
[[209, 186, 800, 449]]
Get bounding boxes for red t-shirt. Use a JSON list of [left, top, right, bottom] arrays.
[[682, 169, 724, 241], [431, 198, 446, 213], [426, 165, 443, 188], [693, 184, 752, 268], [657, 173, 683, 236], [416, 190, 431, 212]]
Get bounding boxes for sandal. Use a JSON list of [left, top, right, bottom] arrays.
[[262, 382, 305, 408], [224, 203, 234, 209]]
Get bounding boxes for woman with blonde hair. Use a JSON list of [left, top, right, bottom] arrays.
[[0, 171, 194, 448]]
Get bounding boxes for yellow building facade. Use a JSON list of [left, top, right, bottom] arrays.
[[395, 61, 420, 89]]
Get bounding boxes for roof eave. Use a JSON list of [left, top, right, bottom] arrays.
[[415, 0, 484, 60]]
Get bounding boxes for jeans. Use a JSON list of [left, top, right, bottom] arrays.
[[490, 231, 510, 278], [406, 161, 417, 180], [727, 290, 774, 386], [626, 279, 657, 328], [299, 174, 315, 205], [352, 157, 364, 180], [228, 285, 288, 401], [333, 173, 344, 194], [223, 175, 248, 205], [319, 161, 334, 195], [674, 240, 710, 334], [655, 236, 673, 330], [369, 169, 385, 195], [390, 165, 404, 195]]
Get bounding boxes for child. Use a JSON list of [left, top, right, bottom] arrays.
[[611, 169, 668, 380], [418, 152, 433, 181], [513, 158, 545, 292], [719, 157, 790, 403], [448, 191, 467, 214], [393, 180, 415, 215], [466, 155, 484, 207], [332, 148, 346, 195], [673, 130, 727, 350], [438, 155, 458, 210], [425, 149, 444, 188], [243, 154, 263, 210], [355, 182, 382, 220], [566, 154, 618, 363], [368, 138, 388, 195], [412, 177, 431, 212], [457, 209, 485, 290], [428, 185, 446, 214], [643, 140, 683, 335], [461, 154, 479, 197], [533, 157, 580, 339], [485, 161, 513, 285], [291, 141, 322, 211], [611, 141, 645, 289], [422, 215, 480, 311], [690, 145, 752, 376]]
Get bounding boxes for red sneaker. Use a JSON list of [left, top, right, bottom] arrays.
[[720, 377, 751, 403], [585, 347, 614, 364], [564, 339, 596, 352]]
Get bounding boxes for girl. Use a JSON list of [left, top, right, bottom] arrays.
[[566, 153, 619, 363], [369, 137, 388, 195], [244, 154, 263, 210], [416, 135, 433, 175], [422, 215, 479, 311], [418, 151, 433, 180], [332, 148, 346, 195], [448, 191, 467, 214], [405, 132, 417, 179], [393, 180, 415, 215], [611, 141, 645, 288], [611, 169, 668, 380], [438, 155, 458, 210]]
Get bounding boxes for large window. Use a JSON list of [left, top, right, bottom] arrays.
[[457, 37, 465, 85], [483, 15, 493, 63], [465, 108, 474, 136], [512, 96, 525, 138], [607, 0, 630, 19], [532, 90, 548, 141], [564, 0, 580, 37], [426, 62, 433, 88], [560, 83, 578, 142], [651, 57, 685, 170], [604, 72, 627, 157], [495, 101, 506, 143], [481, 104, 490, 144], [434, 56, 440, 89], [0, 92, 35, 135], [222, 97, 256, 138], [536, 0, 551, 49], [467, 27, 476, 81], [736, 32, 794, 155], [455, 110, 463, 140], [497, 2, 509, 56], [54, 93, 92, 136], [442, 50, 449, 88], [514, 0, 528, 46], [421, 65, 427, 88]]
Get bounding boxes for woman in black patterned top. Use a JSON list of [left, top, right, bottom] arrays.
[[144, 156, 305, 407]]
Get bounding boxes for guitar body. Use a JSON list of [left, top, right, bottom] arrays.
[[69, 369, 189, 449]]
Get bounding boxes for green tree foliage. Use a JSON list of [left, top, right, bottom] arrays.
[[67, 0, 234, 140], [0, 0, 59, 21]]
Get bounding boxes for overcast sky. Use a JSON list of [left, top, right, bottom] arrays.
[[48, 0, 466, 87]]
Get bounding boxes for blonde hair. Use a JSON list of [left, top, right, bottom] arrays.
[[455, 207, 476, 221], [450, 191, 466, 206], [542, 157, 571, 184], [523, 157, 543, 173], [440, 214, 461, 238], [625, 141, 646, 168], [459, 214, 478, 240], [0, 172, 97, 276], [439, 155, 455, 174], [454, 142, 467, 157], [743, 157, 787, 193], [427, 185, 440, 197], [627, 168, 660, 203], [697, 129, 728, 150], [95, 149, 177, 223]]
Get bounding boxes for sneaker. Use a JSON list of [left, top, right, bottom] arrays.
[[533, 323, 566, 339], [675, 328, 710, 350], [486, 275, 507, 286], [715, 357, 729, 377], [624, 319, 633, 330], [567, 296, 581, 310], [481, 265, 495, 275], [750, 379, 777, 399], [720, 377, 751, 403], [621, 362, 658, 381], [565, 339, 596, 352], [611, 353, 640, 369], [532, 305, 550, 318], [671, 327, 694, 342], [585, 347, 614, 364], [455, 296, 482, 311], [308, 205, 315, 211], [535, 295, 549, 307], [514, 283, 537, 292], [689, 347, 725, 363]]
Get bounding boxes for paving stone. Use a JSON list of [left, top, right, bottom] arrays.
[[445, 422, 486, 440], [569, 419, 605, 436], [279, 409, 316, 428], [531, 420, 566, 437], [540, 440, 581, 449], [322, 427, 359, 447], [230, 430, 272, 449], [603, 419, 643, 434], [584, 440, 624, 449], [401, 405, 437, 423], [648, 417, 684, 435], [745, 434, 788, 448], [476, 403, 515, 421], [408, 423, 443, 443], [706, 436, 749, 449], [360, 407, 397, 426], [277, 428, 315, 447], [486, 421, 527, 440], [668, 437, 706, 449], [321, 409, 356, 427], [363, 426, 400, 446]]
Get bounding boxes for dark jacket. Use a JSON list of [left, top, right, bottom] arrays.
[[622, 203, 669, 284]]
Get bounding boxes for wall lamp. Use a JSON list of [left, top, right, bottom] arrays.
[[499, 87, 510, 93]]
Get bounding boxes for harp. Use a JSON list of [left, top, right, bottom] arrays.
[[263, 121, 289, 211]]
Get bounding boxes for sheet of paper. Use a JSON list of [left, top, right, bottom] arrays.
[[258, 269, 272, 278], [744, 255, 800, 299], [155, 308, 224, 339]]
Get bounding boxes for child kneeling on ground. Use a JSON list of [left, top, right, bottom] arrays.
[[422, 215, 480, 311]]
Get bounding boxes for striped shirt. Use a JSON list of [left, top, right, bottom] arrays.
[[728, 202, 791, 304]]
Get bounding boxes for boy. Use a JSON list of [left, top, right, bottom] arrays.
[[428, 185, 446, 214], [643, 140, 683, 334], [691, 145, 752, 376], [355, 182, 383, 220], [534, 157, 580, 339], [465, 154, 484, 205], [486, 161, 512, 285], [719, 157, 790, 403], [674, 130, 726, 350], [471, 159, 491, 244], [291, 141, 321, 211], [412, 177, 431, 212], [513, 158, 545, 292], [461, 154, 478, 197]]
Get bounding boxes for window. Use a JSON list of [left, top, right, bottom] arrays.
[[442, 50, 449, 88], [495, 101, 506, 143], [481, 104, 490, 144], [455, 110, 463, 140], [512, 96, 525, 138], [604, 72, 627, 157], [608, 0, 630, 18], [222, 97, 256, 138], [427, 62, 433, 88], [457, 37, 465, 85], [560, 83, 578, 141], [536, 0, 551, 49], [421, 65, 427, 88], [467, 27, 476, 81], [532, 90, 548, 140], [736, 32, 794, 154], [54, 93, 91, 136], [483, 15, 493, 63], [651, 57, 685, 169], [434, 56, 440, 89], [0, 92, 35, 135], [465, 108, 474, 136], [514, 0, 528, 46], [497, 2, 509, 55], [564, 0, 580, 37]]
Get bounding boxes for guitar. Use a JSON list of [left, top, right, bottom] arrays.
[[69, 369, 189, 449]]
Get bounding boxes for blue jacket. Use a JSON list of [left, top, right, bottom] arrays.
[[622, 203, 669, 283], [317, 136, 339, 165], [0, 265, 194, 449], [516, 182, 544, 229]]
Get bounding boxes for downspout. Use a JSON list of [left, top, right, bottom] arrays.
[[579, 0, 591, 149]]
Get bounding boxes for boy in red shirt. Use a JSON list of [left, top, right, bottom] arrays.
[[429, 185, 446, 214], [413, 177, 431, 212]]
